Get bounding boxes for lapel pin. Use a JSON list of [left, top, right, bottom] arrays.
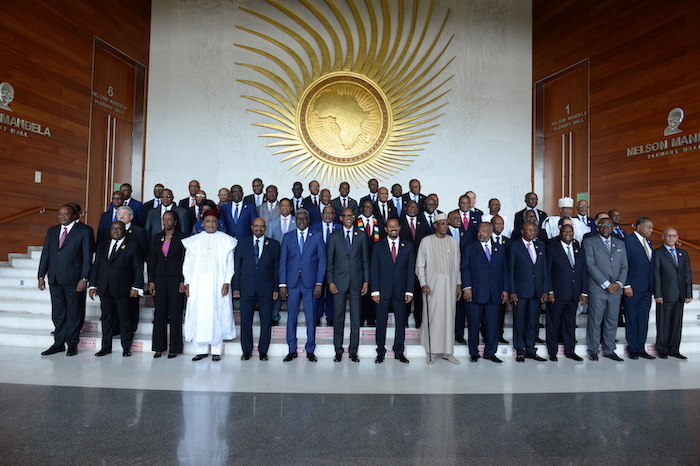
[[121, 244, 126, 250]]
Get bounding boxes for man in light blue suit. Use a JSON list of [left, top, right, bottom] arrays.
[[279, 208, 326, 362], [221, 184, 255, 240]]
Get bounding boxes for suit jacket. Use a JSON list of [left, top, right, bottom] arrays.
[[268, 215, 296, 243], [398, 214, 431, 249], [462, 239, 510, 304], [233, 236, 280, 297], [147, 230, 186, 282], [178, 197, 195, 209], [139, 199, 159, 225], [301, 194, 317, 210], [307, 203, 330, 226], [326, 227, 370, 291], [624, 234, 655, 293], [311, 221, 341, 245], [511, 225, 549, 243], [391, 197, 404, 217], [547, 239, 588, 301], [279, 228, 326, 289], [89, 237, 143, 297], [220, 202, 256, 239], [243, 193, 266, 207], [126, 224, 148, 259], [613, 226, 627, 240], [330, 197, 359, 219], [654, 246, 692, 303], [509, 238, 550, 298], [401, 192, 426, 211], [97, 208, 119, 243], [38, 221, 94, 285], [123, 198, 142, 223], [577, 215, 596, 234], [359, 193, 379, 206], [492, 234, 511, 252], [448, 227, 471, 251], [257, 201, 280, 222], [373, 201, 398, 231], [144, 205, 191, 241], [370, 238, 415, 301], [458, 210, 483, 242], [514, 208, 548, 232], [583, 234, 628, 291], [290, 197, 305, 216]]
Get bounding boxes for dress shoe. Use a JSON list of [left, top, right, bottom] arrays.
[[350, 353, 360, 362], [307, 353, 318, 362], [455, 337, 466, 344], [498, 337, 510, 344], [565, 353, 583, 361], [670, 353, 688, 360], [487, 355, 503, 363], [395, 354, 409, 363], [154, 352, 163, 359], [588, 353, 599, 361], [375, 355, 384, 364], [549, 354, 558, 362], [95, 349, 112, 357], [469, 355, 479, 363], [259, 353, 268, 361], [525, 353, 546, 362], [167, 353, 177, 359], [516, 355, 525, 363], [66, 346, 78, 356], [443, 354, 460, 364], [241, 353, 252, 360], [283, 352, 298, 362], [427, 354, 435, 365], [657, 353, 668, 359], [627, 352, 639, 360], [41, 345, 65, 356], [535, 337, 545, 344], [604, 352, 623, 362], [638, 352, 656, 360], [192, 354, 208, 361], [122, 350, 131, 357], [271, 320, 279, 327], [334, 354, 342, 362], [212, 355, 221, 361]]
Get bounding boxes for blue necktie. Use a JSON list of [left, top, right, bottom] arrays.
[[254, 239, 260, 265], [670, 247, 678, 267], [326, 224, 331, 243], [233, 204, 239, 224], [346, 231, 351, 252], [299, 231, 305, 254]]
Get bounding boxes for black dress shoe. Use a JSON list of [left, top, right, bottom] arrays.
[[516, 355, 525, 363], [259, 353, 268, 361], [470, 355, 479, 362], [95, 349, 112, 357], [271, 320, 279, 327], [307, 353, 318, 362], [283, 352, 298, 362], [192, 354, 208, 361], [350, 353, 360, 362], [657, 353, 668, 359], [455, 337, 467, 344], [167, 353, 177, 359], [670, 353, 688, 360], [41, 345, 65, 356], [122, 350, 131, 357], [333, 354, 342, 362], [638, 352, 656, 360], [498, 337, 509, 344], [525, 353, 546, 362], [375, 355, 384, 364], [549, 354, 558, 362], [604, 352, 623, 362], [394, 354, 409, 363], [565, 353, 583, 361], [487, 355, 503, 363], [66, 346, 78, 356], [589, 353, 599, 361], [212, 355, 221, 361], [154, 352, 163, 359], [627, 352, 638, 360], [535, 337, 545, 344], [241, 353, 252, 360]]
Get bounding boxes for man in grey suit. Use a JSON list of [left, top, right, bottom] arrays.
[[257, 185, 280, 222], [144, 189, 190, 241], [583, 218, 628, 361], [266, 198, 295, 325], [327, 208, 370, 362], [654, 227, 693, 359]]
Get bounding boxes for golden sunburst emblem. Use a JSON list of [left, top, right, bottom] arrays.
[[236, 0, 454, 186]]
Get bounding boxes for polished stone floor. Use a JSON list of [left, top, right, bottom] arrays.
[[2, 346, 700, 464]]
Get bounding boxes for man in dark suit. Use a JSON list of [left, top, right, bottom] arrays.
[[232, 218, 280, 361], [311, 205, 341, 326], [185, 189, 207, 228], [609, 209, 627, 239], [89, 221, 144, 357], [583, 218, 628, 361], [330, 181, 358, 220], [38, 205, 94, 356], [576, 199, 596, 235], [513, 192, 548, 233], [462, 222, 510, 363], [308, 188, 332, 226], [509, 222, 550, 362], [243, 178, 265, 207], [119, 183, 142, 224], [97, 190, 124, 243], [391, 183, 405, 217], [178, 180, 200, 209], [450, 209, 472, 344], [117, 206, 147, 332], [370, 218, 414, 363], [301, 179, 321, 210], [327, 208, 370, 362], [546, 224, 587, 361], [401, 179, 426, 211], [512, 209, 549, 243], [139, 183, 164, 225], [491, 215, 511, 344], [279, 208, 326, 362], [290, 181, 305, 214], [359, 178, 379, 205], [143, 189, 190, 241], [373, 186, 398, 231], [357, 199, 381, 326], [654, 227, 693, 359], [457, 195, 482, 242], [399, 200, 431, 328], [623, 217, 656, 360], [221, 184, 256, 240]]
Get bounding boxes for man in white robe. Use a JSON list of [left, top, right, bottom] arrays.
[[183, 210, 237, 361], [541, 197, 588, 243], [416, 213, 462, 365]]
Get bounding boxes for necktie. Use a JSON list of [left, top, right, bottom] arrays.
[[196, 207, 201, 222], [59, 226, 68, 248], [495, 236, 500, 244], [410, 217, 416, 239], [299, 231, 305, 254], [395, 199, 401, 216], [366, 220, 371, 237], [643, 240, 651, 261], [391, 241, 397, 263], [313, 196, 317, 206], [343, 198, 347, 209], [428, 214, 434, 231], [112, 209, 117, 222], [296, 199, 300, 210], [326, 224, 331, 243], [372, 194, 376, 203], [670, 248, 678, 267], [382, 204, 386, 220], [463, 212, 469, 230], [154, 199, 160, 208], [566, 245, 575, 268], [605, 238, 611, 252], [269, 203, 273, 216], [484, 243, 491, 262], [346, 230, 351, 252], [109, 240, 118, 259], [282, 217, 288, 234], [190, 198, 195, 207], [256, 195, 261, 207], [233, 204, 239, 223], [254, 238, 260, 265], [526, 242, 536, 264]]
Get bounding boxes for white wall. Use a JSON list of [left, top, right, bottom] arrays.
[[146, 0, 532, 222]]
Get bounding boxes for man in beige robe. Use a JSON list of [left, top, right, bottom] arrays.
[[416, 213, 462, 364]]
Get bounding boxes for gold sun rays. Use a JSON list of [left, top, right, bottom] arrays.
[[235, 0, 453, 186]]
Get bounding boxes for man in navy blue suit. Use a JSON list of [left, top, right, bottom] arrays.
[[370, 218, 414, 363], [97, 190, 124, 243], [546, 224, 587, 361], [461, 222, 510, 363], [623, 217, 656, 360], [221, 184, 255, 240], [609, 209, 627, 239], [401, 179, 426, 212], [279, 208, 326, 362], [509, 222, 549, 362], [120, 183, 142, 224], [457, 194, 482, 242], [311, 205, 341, 326], [232, 217, 280, 361]]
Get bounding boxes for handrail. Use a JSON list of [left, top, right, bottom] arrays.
[[650, 228, 700, 252], [0, 207, 61, 226]]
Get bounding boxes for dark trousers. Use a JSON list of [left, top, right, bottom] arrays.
[[623, 292, 652, 354], [546, 299, 577, 356], [655, 300, 684, 356], [286, 285, 316, 353], [314, 283, 334, 322], [407, 277, 423, 328], [376, 297, 406, 355], [513, 296, 540, 355], [152, 275, 184, 353], [360, 293, 376, 326], [498, 303, 507, 339], [240, 293, 273, 354], [467, 302, 499, 358], [333, 287, 361, 354], [455, 298, 469, 340], [129, 297, 140, 333], [100, 289, 133, 352], [49, 284, 85, 348]]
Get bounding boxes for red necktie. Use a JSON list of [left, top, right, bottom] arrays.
[[463, 212, 469, 230], [391, 241, 397, 263], [410, 217, 416, 239], [343, 198, 347, 209], [59, 227, 68, 248], [366, 220, 371, 237]]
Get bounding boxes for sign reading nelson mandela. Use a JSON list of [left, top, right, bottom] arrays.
[[626, 107, 698, 159], [0, 81, 53, 138]]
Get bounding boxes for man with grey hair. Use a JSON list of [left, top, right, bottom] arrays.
[[117, 205, 147, 332], [664, 107, 684, 136]]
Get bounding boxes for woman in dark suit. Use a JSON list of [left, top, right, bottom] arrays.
[[148, 210, 186, 358]]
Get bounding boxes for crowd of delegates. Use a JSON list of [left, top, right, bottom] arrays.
[[37, 178, 693, 366]]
